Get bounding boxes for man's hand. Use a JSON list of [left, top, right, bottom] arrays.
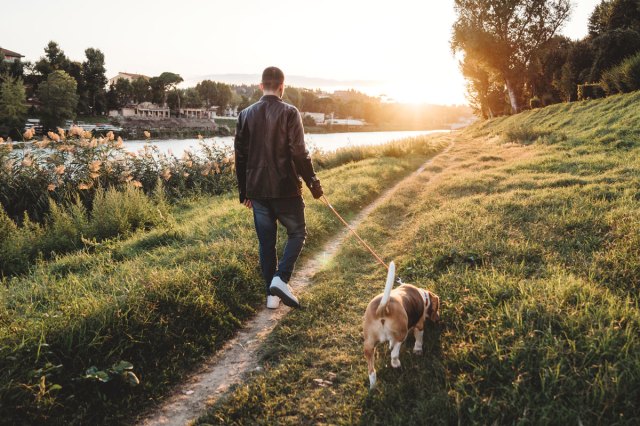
[[243, 199, 252, 209], [309, 178, 324, 199]]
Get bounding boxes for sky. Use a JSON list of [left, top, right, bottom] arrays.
[[3, 0, 601, 105]]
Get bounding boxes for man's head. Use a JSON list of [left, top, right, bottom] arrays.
[[261, 66, 285, 98]]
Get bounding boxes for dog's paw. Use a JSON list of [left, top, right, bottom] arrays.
[[369, 372, 377, 389], [413, 348, 423, 356], [391, 357, 401, 368]]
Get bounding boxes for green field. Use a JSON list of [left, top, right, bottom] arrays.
[[0, 135, 446, 424], [199, 92, 640, 425]]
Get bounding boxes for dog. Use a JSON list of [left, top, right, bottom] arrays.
[[362, 261, 440, 389]]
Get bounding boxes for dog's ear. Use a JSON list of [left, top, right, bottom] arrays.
[[428, 292, 440, 322]]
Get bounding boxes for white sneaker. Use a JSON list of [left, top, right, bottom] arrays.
[[268, 276, 300, 308], [266, 295, 280, 309]]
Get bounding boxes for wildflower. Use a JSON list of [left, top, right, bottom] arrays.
[[0, 137, 4, 143], [89, 160, 102, 172], [116, 137, 124, 148], [55, 165, 65, 175], [83, 131, 93, 139], [89, 138, 98, 148], [22, 156, 33, 167], [143, 131, 151, 139], [183, 172, 189, 178], [127, 151, 138, 158], [57, 128, 66, 139], [197, 134, 203, 140], [214, 163, 221, 174], [107, 131, 114, 141], [98, 137, 105, 145], [78, 183, 91, 190], [47, 131, 56, 140], [70, 126, 83, 137], [161, 168, 171, 181], [201, 168, 210, 176], [36, 139, 50, 149], [185, 160, 193, 168], [23, 128, 34, 140], [131, 180, 143, 188], [47, 183, 56, 191]]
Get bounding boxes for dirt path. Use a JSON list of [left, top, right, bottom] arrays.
[[138, 138, 455, 426]]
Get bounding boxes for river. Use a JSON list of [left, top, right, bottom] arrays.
[[123, 130, 449, 155]]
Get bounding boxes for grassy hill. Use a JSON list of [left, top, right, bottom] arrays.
[[200, 92, 640, 425]]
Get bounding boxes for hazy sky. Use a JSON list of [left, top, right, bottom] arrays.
[[3, 0, 601, 104]]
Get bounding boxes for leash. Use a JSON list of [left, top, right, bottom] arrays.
[[319, 194, 404, 284]]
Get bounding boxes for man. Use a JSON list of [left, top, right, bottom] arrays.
[[234, 66, 324, 309]]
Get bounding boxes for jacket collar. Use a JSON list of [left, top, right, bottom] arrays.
[[260, 94, 283, 102]]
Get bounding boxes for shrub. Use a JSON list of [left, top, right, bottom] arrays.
[[0, 129, 235, 223], [577, 83, 606, 100], [600, 51, 640, 95], [89, 184, 165, 241]]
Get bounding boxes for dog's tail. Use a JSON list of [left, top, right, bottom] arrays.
[[375, 261, 395, 317]]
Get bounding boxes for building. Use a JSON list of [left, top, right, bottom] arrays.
[[179, 107, 215, 119], [325, 118, 366, 126], [301, 112, 325, 125], [109, 102, 169, 118], [0, 48, 24, 62], [108, 72, 150, 87]]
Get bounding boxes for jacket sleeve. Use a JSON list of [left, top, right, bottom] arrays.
[[287, 108, 316, 186], [234, 112, 248, 203]]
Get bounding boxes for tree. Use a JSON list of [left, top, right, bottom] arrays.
[[107, 79, 134, 109], [527, 35, 573, 104], [34, 41, 70, 77], [149, 72, 183, 107], [132, 77, 151, 103], [183, 88, 203, 108], [81, 48, 108, 115], [195, 80, 217, 106], [452, 0, 572, 114], [0, 75, 28, 138], [460, 57, 509, 118], [37, 70, 78, 130], [283, 86, 302, 109]]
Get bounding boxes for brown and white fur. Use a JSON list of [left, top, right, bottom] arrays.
[[362, 261, 440, 389]]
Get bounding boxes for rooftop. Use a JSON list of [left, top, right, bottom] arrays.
[[0, 47, 24, 58]]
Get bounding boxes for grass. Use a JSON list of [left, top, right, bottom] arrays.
[[198, 92, 640, 425], [0, 135, 446, 424]]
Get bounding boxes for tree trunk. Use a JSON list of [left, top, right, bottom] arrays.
[[505, 78, 519, 114]]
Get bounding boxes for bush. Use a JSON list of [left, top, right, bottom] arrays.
[[600, 51, 640, 95], [0, 129, 235, 223], [0, 183, 172, 277], [577, 83, 606, 100]]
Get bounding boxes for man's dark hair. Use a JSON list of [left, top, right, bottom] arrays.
[[262, 66, 285, 91]]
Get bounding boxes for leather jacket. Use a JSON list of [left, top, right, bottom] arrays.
[[234, 95, 317, 202]]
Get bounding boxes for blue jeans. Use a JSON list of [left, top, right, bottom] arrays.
[[251, 196, 307, 295]]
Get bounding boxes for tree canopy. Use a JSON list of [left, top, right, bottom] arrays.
[[37, 70, 78, 130], [452, 0, 572, 113]]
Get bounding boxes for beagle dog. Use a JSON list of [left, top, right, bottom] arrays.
[[362, 262, 440, 389]]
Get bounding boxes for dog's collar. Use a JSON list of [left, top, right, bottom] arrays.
[[419, 288, 431, 312]]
